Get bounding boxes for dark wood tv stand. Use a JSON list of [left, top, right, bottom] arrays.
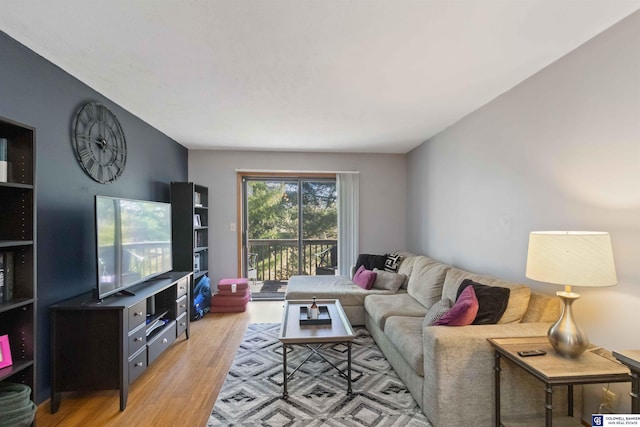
[[49, 271, 192, 412]]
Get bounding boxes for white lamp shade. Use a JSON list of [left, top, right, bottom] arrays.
[[526, 231, 617, 287]]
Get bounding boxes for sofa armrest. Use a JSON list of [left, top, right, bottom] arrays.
[[422, 322, 571, 426]]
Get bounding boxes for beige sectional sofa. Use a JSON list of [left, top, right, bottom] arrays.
[[285, 251, 576, 426]]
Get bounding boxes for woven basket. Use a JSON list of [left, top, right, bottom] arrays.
[[0, 383, 36, 427]]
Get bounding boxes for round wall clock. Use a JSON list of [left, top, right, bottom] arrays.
[[72, 101, 127, 184]]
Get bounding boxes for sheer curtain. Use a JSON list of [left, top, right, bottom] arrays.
[[337, 172, 359, 277]]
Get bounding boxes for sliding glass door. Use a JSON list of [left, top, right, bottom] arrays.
[[301, 180, 338, 276], [242, 176, 337, 283]]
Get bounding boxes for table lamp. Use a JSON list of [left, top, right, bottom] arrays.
[[525, 231, 617, 358]]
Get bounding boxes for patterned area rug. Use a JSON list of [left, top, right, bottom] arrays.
[[208, 323, 431, 426]]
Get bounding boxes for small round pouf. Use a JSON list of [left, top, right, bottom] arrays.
[[0, 383, 36, 427]]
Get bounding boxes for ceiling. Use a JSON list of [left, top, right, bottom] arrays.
[[1, 1, 639, 153]]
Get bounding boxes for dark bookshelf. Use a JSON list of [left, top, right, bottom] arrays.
[[171, 182, 209, 285], [0, 116, 36, 403]]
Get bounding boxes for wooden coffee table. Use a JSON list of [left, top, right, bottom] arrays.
[[279, 299, 356, 399]]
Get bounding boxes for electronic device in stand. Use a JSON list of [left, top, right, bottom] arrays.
[[94, 196, 173, 300]]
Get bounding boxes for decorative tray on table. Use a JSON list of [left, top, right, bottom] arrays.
[[299, 306, 332, 325]]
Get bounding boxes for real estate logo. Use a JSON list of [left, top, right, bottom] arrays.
[[593, 414, 640, 426]]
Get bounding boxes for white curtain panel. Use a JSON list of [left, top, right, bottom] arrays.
[[337, 172, 359, 277]]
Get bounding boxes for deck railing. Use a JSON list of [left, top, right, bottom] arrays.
[[99, 241, 172, 284], [248, 239, 337, 281]]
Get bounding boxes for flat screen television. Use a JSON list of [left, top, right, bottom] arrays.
[[95, 195, 173, 299]]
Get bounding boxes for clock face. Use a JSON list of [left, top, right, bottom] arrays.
[[73, 102, 127, 184]]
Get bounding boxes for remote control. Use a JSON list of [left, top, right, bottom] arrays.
[[518, 349, 547, 357]]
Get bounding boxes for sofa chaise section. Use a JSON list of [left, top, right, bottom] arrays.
[[285, 274, 402, 326]]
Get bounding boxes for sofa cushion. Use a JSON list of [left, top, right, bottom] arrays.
[[395, 252, 418, 288], [372, 268, 405, 292], [407, 257, 449, 309], [354, 254, 387, 272], [423, 297, 452, 327], [442, 268, 531, 324], [456, 279, 510, 325], [364, 293, 427, 330], [521, 292, 562, 323], [435, 285, 478, 326], [353, 265, 376, 290], [384, 316, 425, 376], [286, 275, 399, 307]]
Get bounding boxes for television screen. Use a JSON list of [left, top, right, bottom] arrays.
[[95, 196, 173, 299]]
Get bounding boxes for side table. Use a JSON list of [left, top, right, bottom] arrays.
[[488, 336, 630, 427], [613, 350, 640, 413]]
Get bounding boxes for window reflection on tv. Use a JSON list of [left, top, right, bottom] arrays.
[[96, 196, 172, 299]]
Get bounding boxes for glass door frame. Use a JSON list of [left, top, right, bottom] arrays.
[[236, 172, 336, 280]]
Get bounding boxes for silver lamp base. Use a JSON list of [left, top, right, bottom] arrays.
[[548, 291, 589, 358]]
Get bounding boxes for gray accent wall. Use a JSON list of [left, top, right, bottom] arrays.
[[188, 150, 406, 286], [0, 31, 188, 402], [407, 11, 639, 415]]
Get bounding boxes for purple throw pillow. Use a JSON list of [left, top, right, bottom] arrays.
[[435, 285, 479, 326], [353, 265, 377, 290]]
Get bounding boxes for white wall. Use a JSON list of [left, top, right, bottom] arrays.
[[407, 11, 640, 416], [188, 150, 406, 285]]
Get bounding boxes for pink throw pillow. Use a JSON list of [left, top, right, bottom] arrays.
[[353, 265, 377, 290], [435, 285, 479, 326]]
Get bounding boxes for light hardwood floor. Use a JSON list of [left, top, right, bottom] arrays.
[[35, 300, 285, 427]]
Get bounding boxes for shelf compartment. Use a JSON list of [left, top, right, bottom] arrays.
[[0, 303, 35, 363], [194, 228, 208, 249], [193, 184, 208, 208], [145, 310, 169, 338], [0, 119, 34, 186], [0, 191, 34, 241], [0, 359, 34, 383], [0, 182, 34, 191], [0, 240, 34, 248], [0, 246, 34, 300], [0, 298, 35, 315], [194, 271, 209, 282], [194, 248, 208, 273]]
